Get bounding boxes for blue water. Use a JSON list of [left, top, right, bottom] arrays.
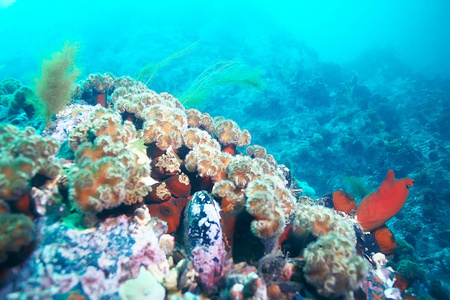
[[1, 0, 450, 298]]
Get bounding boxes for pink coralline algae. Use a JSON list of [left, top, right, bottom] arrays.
[[2, 214, 168, 299], [44, 103, 100, 142]]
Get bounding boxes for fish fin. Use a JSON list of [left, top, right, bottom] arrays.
[[384, 170, 395, 182]]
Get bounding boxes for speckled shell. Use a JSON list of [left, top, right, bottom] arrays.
[[185, 191, 228, 290]]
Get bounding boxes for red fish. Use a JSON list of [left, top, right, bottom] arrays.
[[356, 170, 414, 232]]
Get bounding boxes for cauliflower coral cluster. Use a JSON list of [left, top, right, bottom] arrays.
[[0, 125, 61, 202], [0, 210, 36, 270], [67, 108, 151, 213], [211, 146, 296, 242], [0, 125, 56, 276], [66, 74, 369, 299], [303, 231, 367, 299], [290, 203, 368, 299], [65, 73, 298, 246]]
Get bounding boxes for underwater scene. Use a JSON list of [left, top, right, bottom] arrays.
[[0, 0, 449, 299]]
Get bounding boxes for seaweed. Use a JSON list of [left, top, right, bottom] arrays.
[[34, 42, 81, 127], [137, 41, 199, 85], [179, 60, 264, 108]]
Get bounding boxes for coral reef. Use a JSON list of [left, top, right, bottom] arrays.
[[303, 231, 368, 299], [68, 107, 137, 151], [9, 86, 36, 119], [1, 74, 299, 298], [0, 71, 440, 300], [245, 176, 287, 240], [0, 78, 22, 95], [1, 11, 449, 297], [293, 203, 355, 240], [0, 124, 61, 207], [2, 214, 169, 299], [119, 266, 166, 300], [141, 103, 187, 151], [213, 117, 251, 151], [66, 106, 151, 213], [0, 213, 36, 269]]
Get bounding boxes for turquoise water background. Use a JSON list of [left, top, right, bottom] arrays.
[[1, 0, 449, 82]]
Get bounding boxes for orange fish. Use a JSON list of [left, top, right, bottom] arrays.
[[373, 225, 397, 255], [332, 190, 356, 213], [356, 170, 414, 232]]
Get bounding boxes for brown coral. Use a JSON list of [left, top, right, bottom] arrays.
[[0, 78, 22, 95], [245, 177, 287, 240], [212, 179, 245, 214], [151, 147, 182, 180], [67, 106, 152, 213], [225, 155, 262, 189], [184, 138, 232, 181], [293, 203, 355, 240], [163, 174, 191, 199], [0, 213, 36, 268], [0, 125, 61, 200], [186, 108, 214, 132], [209, 150, 296, 244], [141, 105, 187, 151], [114, 89, 163, 120], [70, 142, 151, 212], [10, 133, 61, 179], [0, 156, 34, 200], [148, 182, 172, 203], [246, 145, 279, 176], [69, 157, 128, 213], [303, 231, 368, 299], [10, 86, 36, 119], [68, 107, 137, 152], [182, 128, 212, 149], [213, 117, 251, 147], [81, 73, 116, 94]]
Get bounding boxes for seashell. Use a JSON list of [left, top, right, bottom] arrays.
[[184, 190, 229, 291]]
